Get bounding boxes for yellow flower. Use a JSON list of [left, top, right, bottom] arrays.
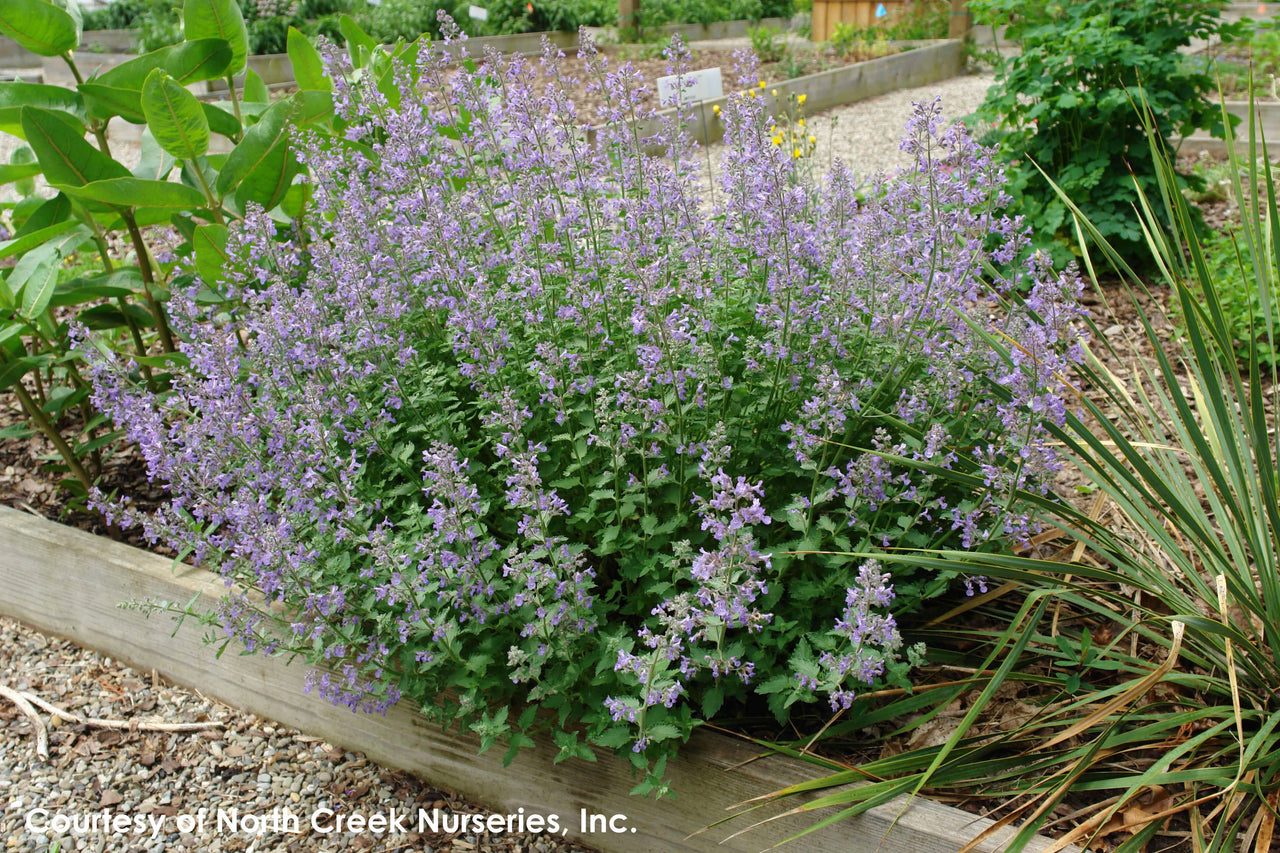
[[747, 89, 756, 98], [759, 80, 766, 89], [797, 93, 807, 105], [793, 147, 802, 158], [713, 104, 721, 114], [809, 134, 816, 144], [798, 118, 805, 127], [771, 124, 777, 133], [771, 88, 778, 96], [772, 135, 783, 146]]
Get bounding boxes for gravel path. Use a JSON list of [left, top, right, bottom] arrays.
[[0, 616, 594, 853], [690, 70, 996, 197]]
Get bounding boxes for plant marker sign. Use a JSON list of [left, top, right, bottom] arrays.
[[656, 67, 723, 107], [469, 4, 489, 20]]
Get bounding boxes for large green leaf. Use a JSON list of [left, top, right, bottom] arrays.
[[12, 196, 71, 239], [142, 69, 209, 161], [339, 13, 376, 69], [78, 301, 153, 331], [0, 0, 78, 56], [51, 268, 143, 307], [8, 144, 36, 196], [21, 106, 129, 187], [289, 89, 333, 127], [96, 38, 232, 91], [132, 129, 176, 181], [183, 0, 247, 75], [202, 101, 241, 138], [287, 27, 330, 92], [0, 162, 40, 186], [78, 82, 145, 123], [192, 223, 229, 287], [243, 67, 269, 104], [54, 176, 208, 211], [216, 98, 295, 207], [0, 81, 85, 122], [0, 356, 50, 391], [10, 235, 86, 319]]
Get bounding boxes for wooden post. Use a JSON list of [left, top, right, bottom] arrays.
[[948, 0, 970, 40], [618, 0, 639, 33]]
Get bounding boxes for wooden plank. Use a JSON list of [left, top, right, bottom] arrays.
[[0, 506, 1075, 853], [948, 0, 970, 40], [618, 0, 639, 30], [611, 39, 967, 152]]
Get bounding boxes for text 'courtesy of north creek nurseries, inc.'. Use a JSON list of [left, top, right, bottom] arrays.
[[21, 806, 641, 840]]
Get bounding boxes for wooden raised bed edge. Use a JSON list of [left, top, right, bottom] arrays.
[[1178, 100, 1280, 155], [599, 39, 966, 151], [0, 507, 1073, 853], [199, 16, 797, 92]]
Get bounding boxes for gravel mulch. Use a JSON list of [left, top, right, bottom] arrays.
[[0, 616, 596, 853]]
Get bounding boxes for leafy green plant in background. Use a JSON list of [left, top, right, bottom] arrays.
[[1185, 220, 1280, 368], [724, 100, 1280, 853], [748, 24, 785, 62], [968, 0, 1242, 267], [0, 0, 384, 501], [827, 20, 893, 58]]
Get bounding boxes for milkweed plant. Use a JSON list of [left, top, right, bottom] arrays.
[[82, 19, 1086, 784]]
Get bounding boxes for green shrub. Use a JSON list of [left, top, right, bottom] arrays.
[[87, 37, 1084, 782], [968, 0, 1242, 266]]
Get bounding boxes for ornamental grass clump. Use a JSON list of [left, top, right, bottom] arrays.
[[83, 22, 1085, 778]]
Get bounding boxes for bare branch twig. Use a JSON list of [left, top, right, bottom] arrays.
[[0, 683, 49, 761]]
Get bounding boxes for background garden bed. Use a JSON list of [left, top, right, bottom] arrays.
[[0, 506, 1071, 853]]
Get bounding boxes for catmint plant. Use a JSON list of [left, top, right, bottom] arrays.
[[84, 19, 1085, 782]]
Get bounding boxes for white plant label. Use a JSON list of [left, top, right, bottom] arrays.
[[468, 4, 489, 20], [656, 67, 723, 107]]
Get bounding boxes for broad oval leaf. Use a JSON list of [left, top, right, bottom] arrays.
[[183, 0, 247, 75], [142, 69, 210, 161], [79, 82, 145, 123], [243, 67, 269, 104], [8, 144, 36, 196], [13, 194, 71, 239], [339, 13, 376, 56], [79, 301, 154, 331], [0, 81, 85, 120], [0, 355, 50, 391], [132, 128, 176, 181], [50, 268, 143, 307], [216, 98, 293, 204], [0, 162, 40, 186], [289, 89, 333, 128], [20, 106, 129, 187], [53, 176, 208, 211], [0, 0, 78, 56], [96, 38, 233, 91], [287, 27, 330, 92], [202, 101, 241, 138], [192, 223, 229, 288]]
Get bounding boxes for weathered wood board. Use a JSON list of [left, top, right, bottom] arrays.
[[0, 507, 1074, 853]]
